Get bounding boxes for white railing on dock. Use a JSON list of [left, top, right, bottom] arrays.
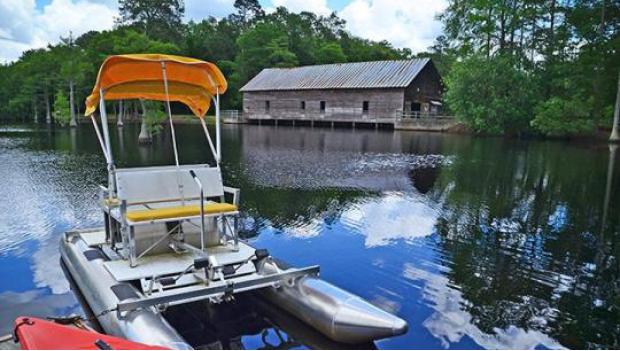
[[242, 109, 452, 122]]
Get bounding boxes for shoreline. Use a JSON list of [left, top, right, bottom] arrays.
[[2, 116, 616, 144]]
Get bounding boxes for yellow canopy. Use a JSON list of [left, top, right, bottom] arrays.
[[84, 54, 227, 118]]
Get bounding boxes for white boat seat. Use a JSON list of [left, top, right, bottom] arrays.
[[115, 164, 227, 205], [106, 164, 241, 266]]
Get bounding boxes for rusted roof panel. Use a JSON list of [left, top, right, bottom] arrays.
[[240, 59, 430, 92]]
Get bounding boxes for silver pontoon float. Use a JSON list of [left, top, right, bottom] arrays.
[[61, 54, 408, 349]]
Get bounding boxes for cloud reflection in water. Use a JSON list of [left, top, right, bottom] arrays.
[[403, 264, 564, 350], [341, 192, 439, 247]]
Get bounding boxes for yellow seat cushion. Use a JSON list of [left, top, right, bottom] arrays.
[[126, 203, 238, 222]]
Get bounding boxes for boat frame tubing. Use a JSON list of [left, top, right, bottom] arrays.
[[116, 265, 320, 313]]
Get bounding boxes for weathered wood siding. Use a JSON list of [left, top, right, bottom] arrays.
[[243, 88, 405, 121], [403, 63, 444, 115]]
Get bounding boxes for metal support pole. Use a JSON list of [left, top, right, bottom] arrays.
[[161, 62, 180, 167], [189, 170, 206, 252], [99, 91, 113, 164], [199, 117, 218, 163], [215, 88, 221, 162], [99, 90, 115, 197], [91, 114, 110, 164], [161, 62, 185, 204]]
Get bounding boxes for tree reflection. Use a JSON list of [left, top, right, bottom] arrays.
[[431, 139, 620, 349]]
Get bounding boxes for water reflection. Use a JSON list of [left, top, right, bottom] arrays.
[[237, 126, 450, 191], [341, 193, 439, 247], [0, 124, 618, 349], [405, 263, 563, 349], [427, 139, 619, 349], [164, 295, 375, 350]]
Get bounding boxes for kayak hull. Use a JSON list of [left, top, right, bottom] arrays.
[[14, 317, 168, 350]]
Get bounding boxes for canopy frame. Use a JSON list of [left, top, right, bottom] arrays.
[[89, 60, 223, 199]]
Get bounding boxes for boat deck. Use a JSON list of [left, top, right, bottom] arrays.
[[103, 244, 256, 282], [78, 230, 257, 282]]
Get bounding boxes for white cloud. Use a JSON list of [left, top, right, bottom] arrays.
[[268, 0, 331, 16], [339, 0, 447, 53], [0, 0, 37, 44], [0, 0, 117, 62]]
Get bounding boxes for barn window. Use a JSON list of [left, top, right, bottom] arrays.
[[362, 101, 369, 112], [320, 101, 326, 112], [265, 101, 270, 112], [300, 101, 306, 110]]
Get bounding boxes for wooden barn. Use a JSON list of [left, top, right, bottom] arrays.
[[240, 58, 444, 126]]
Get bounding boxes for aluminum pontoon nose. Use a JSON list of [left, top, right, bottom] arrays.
[[260, 262, 409, 344], [330, 289, 409, 340]]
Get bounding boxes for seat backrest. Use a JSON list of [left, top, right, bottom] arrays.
[[115, 164, 224, 204]]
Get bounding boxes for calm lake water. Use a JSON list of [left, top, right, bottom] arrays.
[[0, 123, 619, 349]]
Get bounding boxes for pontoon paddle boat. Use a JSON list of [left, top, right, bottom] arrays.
[[60, 54, 408, 349]]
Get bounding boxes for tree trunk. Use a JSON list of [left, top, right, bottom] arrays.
[[610, 70, 620, 142], [45, 88, 51, 124], [499, 1, 506, 52], [549, 0, 556, 51], [117, 100, 124, 127], [33, 97, 38, 123], [138, 99, 152, 144], [69, 80, 77, 127], [595, 0, 606, 127], [486, 6, 492, 59]]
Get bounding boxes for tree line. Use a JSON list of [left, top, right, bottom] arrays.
[[0, 0, 618, 138], [0, 0, 410, 127], [435, 0, 620, 137]]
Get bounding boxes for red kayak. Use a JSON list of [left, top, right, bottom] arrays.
[[14, 317, 169, 350]]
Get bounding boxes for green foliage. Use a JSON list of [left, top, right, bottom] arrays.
[[531, 97, 595, 137], [183, 18, 238, 62], [235, 23, 295, 82], [445, 55, 535, 135], [118, 0, 184, 41], [231, 0, 264, 26], [316, 43, 347, 64], [53, 89, 71, 126], [266, 36, 298, 68], [438, 0, 620, 136], [143, 101, 167, 134]]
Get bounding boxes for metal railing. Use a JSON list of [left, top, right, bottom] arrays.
[[240, 108, 453, 122], [243, 108, 399, 121]]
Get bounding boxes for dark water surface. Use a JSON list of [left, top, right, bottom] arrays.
[[1, 123, 619, 349]]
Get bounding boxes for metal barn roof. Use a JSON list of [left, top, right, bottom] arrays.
[[240, 58, 431, 92]]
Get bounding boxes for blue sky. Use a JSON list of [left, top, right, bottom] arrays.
[[2, 0, 446, 62]]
